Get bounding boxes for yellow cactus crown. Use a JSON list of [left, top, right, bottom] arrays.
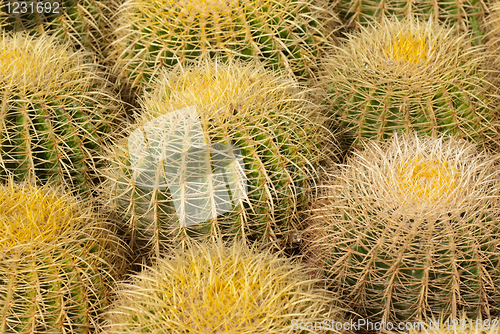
[[0, 32, 89, 91], [334, 17, 479, 79], [140, 60, 306, 122], [0, 182, 84, 249], [343, 132, 498, 215], [105, 240, 344, 333]]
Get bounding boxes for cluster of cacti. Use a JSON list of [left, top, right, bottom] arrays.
[[2, 0, 500, 328], [333, 0, 491, 45], [0, 0, 114, 60], [0, 31, 123, 196], [98, 60, 336, 256], [103, 240, 346, 334], [321, 17, 499, 151], [303, 132, 500, 323], [108, 0, 340, 90], [0, 181, 128, 333]]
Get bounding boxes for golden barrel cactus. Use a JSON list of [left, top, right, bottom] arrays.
[[0, 31, 123, 197], [333, 0, 491, 45], [108, 0, 339, 90], [103, 240, 347, 334], [98, 60, 336, 257], [0, 181, 128, 333], [321, 17, 499, 151], [304, 132, 500, 323]]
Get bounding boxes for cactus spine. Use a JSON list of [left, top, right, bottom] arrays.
[[103, 240, 346, 334], [98, 60, 335, 256], [0, 0, 114, 61], [0, 31, 122, 196], [334, 0, 490, 45], [0, 181, 128, 333], [321, 17, 499, 151], [304, 133, 500, 323], [108, 0, 339, 90]]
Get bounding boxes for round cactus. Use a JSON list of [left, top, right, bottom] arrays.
[[333, 0, 491, 45], [108, 0, 339, 91], [0, 0, 115, 61], [0, 31, 123, 197], [303, 132, 500, 323], [321, 17, 499, 151], [98, 60, 336, 256], [0, 181, 128, 333], [103, 240, 346, 334]]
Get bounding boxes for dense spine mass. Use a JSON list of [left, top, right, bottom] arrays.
[[0, 182, 127, 333], [0, 32, 122, 196], [304, 133, 500, 323], [321, 18, 499, 151], [0, 0, 114, 60], [109, 0, 339, 90], [334, 0, 490, 45], [103, 240, 346, 334], [98, 60, 335, 256]]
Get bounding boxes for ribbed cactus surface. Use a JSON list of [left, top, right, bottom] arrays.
[[0, 31, 122, 196], [109, 0, 339, 90], [304, 133, 500, 323], [0, 182, 127, 333], [98, 60, 334, 256], [334, 0, 490, 45], [0, 0, 114, 60], [322, 18, 499, 151], [103, 240, 346, 334]]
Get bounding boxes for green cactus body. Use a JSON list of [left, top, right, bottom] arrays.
[[304, 133, 500, 323], [335, 0, 490, 45], [322, 18, 499, 151], [0, 0, 114, 60], [0, 182, 127, 333], [0, 32, 122, 197], [103, 240, 346, 334], [109, 0, 339, 90], [99, 61, 334, 256]]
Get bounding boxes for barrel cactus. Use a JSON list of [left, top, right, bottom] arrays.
[[0, 31, 123, 196], [303, 132, 500, 323], [321, 17, 499, 151], [0, 181, 128, 333], [334, 0, 491, 45], [108, 0, 339, 91], [103, 240, 346, 334], [98, 60, 335, 256], [0, 0, 115, 60]]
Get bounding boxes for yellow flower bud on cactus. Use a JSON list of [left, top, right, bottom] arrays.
[[103, 240, 347, 334], [303, 132, 500, 323], [0, 181, 129, 333]]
